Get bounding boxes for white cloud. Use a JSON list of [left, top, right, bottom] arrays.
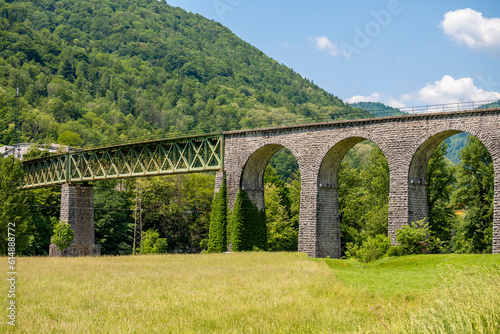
[[401, 75, 500, 105], [440, 8, 500, 56], [346, 92, 406, 108], [346, 93, 381, 104], [347, 75, 500, 109], [386, 98, 406, 109], [312, 36, 341, 57]]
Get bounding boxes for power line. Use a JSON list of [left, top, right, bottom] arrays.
[[133, 183, 143, 254], [15, 87, 21, 159], [0, 202, 136, 211]]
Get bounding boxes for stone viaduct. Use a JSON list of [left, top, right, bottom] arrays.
[[23, 107, 500, 257], [221, 107, 500, 258]]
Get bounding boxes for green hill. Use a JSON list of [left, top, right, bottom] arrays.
[[478, 100, 500, 109], [0, 0, 370, 148], [349, 101, 405, 117]]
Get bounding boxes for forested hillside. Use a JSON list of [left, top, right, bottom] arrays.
[[0, 0, 370, 148], [349, 102, 405, 117]]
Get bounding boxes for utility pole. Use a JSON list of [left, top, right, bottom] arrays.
[[133, 185, 138, 255], [133, 194, 136, 254], [139, 188, 143, 254], [133, 182, 143, 255], [15, 87, 21, 159]]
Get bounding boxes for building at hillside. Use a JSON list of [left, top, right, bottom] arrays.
[[0, 143, 72, 160]]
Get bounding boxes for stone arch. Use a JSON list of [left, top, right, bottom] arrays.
[[407, 125, 499, 252], [240, 144, 283, 210], [407, 130, 462, 224], [239, 141, 303, 209], [316, 133, 391, 258]]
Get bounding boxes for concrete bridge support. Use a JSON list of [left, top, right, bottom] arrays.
[[49, 183, 101, 257]]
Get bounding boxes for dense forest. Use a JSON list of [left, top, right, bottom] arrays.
[[0, 0, 497, 258], [0, 0, 370, 148]]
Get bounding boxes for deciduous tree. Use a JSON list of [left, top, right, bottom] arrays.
[[452, 136, 493, 253]]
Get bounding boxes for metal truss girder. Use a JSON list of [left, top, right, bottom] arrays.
[[21, 134, 224, 189]]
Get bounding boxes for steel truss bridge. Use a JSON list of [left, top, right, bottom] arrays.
[[22, 134, 224, 189]]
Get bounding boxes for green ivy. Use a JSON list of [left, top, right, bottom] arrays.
[[207, 177, 227, 253], [231, 189, 266, 251]]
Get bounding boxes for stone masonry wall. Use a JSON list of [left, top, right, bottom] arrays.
[[223, 109, 500, 258], [49, 183, 101, 257]]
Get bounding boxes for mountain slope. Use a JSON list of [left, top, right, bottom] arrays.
[[349, 102, 405, 117], [0, 0, 370, 147]]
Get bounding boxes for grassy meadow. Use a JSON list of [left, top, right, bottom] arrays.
[[1, 252, 499, 333]]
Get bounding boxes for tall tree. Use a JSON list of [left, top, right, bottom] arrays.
[[360, 146, 389, 237], [0, 156, 31, 255], [94, 180, 134, 255], [24, 187, 60, 255], [452, 136, 494, 253], [231, 189, 253, 251], [265, 182, 297, 251], [426, 142, 456, 244], [339, 145, 389, 254], [140, 174, 214, 253]]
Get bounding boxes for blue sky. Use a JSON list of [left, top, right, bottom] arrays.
[[165, 0, 500, 108]]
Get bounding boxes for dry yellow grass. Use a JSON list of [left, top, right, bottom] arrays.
[[0, 252, 402, 333], [1, 252, 498, 333]]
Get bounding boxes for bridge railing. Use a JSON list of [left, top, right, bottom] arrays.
[[397, 100, 499, 115]]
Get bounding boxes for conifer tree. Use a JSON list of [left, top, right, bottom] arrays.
[[207, 178, 227, 253]]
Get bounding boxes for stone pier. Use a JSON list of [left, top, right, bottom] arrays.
[[49, 183, 100, 257]]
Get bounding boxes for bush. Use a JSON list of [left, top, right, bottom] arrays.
[[345, 235, 391, 263], [388, 219, 429, 256], [51, 219, 74, 250], [142, 229, 168, 254], [386, 245, 405, 257]]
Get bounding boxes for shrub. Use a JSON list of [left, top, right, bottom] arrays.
[[389, 219, 429, 256], [386, 245, 405, 257], [142, 229, 168, 254], [345, 235, 391, 263], [51, 219, 74, 250]]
